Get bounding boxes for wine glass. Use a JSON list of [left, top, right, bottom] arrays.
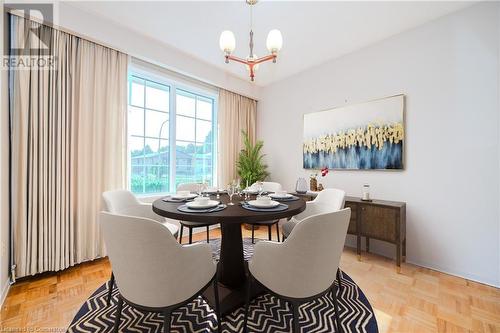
[[256, 181, 264, 197], [197, 182, 207, 197], [227, 184, 236, 205], [234, 179, 241, 197]]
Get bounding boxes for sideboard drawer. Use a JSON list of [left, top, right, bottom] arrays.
[[360, 206, 397, 242]]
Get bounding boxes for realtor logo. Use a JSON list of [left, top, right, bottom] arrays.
[[3, 3, 56, 70]]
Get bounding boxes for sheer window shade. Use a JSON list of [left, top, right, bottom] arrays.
[[218, 89, 257, 187], [9, 14, 128, 277]]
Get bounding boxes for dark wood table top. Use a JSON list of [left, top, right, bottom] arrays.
[[152, 194, 306, 224], [293, 192, 406, 208]]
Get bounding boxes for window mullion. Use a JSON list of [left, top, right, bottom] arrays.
[[142, 81, 146, 194], [212, 98, 218, 188], [169, 84, 176, 192]]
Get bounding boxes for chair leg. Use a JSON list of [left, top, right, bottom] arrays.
[[268, 225, 272, 241], [179, 225, 183, 244], [189, 227, 193, 244], [243, 275, 253, 333], [332, 284, 342, 333], [206, 226, 210, 243], [251, 225, 255, 244], [213, 278, 222, 333], [107, 272, 115, 306], [337, 268, 342, 292], [113, 296, 123, 333], [282, 235, 286, 242], [276, 223, 280, 242], [291, 301, 300, 333], [163, 310, 171, 333]]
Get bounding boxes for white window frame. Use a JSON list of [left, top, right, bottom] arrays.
[[127, 62, 218, 196]]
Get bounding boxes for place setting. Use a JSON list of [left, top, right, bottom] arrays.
[[268, 190, 300, 202], [177, 196, 227, 213], [162, 190, 198, 203], [241, 194, 289, 212]]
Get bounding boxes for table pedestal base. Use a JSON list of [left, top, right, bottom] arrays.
[[203, 274, 265, 316], [205, 222, 264, 315]]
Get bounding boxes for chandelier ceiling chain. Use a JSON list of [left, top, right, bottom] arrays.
[[219, 0, 283, 82]]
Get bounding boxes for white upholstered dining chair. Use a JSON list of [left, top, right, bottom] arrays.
[[102, 189, 179, 305], [176, 183, 220, 244], [244, 208, 351, 333], [100, 212, 221, 333], [281, 188, 345, 240], [247, 181, 283, 243]]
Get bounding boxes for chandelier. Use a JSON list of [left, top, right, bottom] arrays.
[[219, 0, 283, 82]]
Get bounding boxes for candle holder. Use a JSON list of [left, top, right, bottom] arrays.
[[361, 184, 372, 202]]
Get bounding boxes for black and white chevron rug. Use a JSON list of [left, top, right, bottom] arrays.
[[68, 238, 378, 333]]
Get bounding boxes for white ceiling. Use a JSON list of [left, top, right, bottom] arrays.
[[68, 1, 473, 86]]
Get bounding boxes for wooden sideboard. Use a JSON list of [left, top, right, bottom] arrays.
[[294, 193, 406, 270]]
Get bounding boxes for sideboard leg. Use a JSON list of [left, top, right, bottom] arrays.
[[357, 235, 361, 261], [396, 243, 401, 273], [402, 238, 406, 263]]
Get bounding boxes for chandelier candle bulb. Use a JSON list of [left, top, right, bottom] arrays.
[[266, 29, 283, 54], [219, 30, 236, 54]]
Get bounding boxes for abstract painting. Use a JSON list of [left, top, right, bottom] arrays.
[[303, 95, 405, 170]]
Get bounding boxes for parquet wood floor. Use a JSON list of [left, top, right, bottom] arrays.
[[1, 227, 499, 332]]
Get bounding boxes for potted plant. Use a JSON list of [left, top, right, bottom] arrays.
[[236, 130, 269, 188]]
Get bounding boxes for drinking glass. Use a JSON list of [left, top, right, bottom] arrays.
[[227, 184, 236, 205]]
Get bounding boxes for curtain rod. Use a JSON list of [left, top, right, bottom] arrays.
[[5, 7, 258, 101]]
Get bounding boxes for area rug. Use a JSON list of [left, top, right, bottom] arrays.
[[67, 238, 378, 333]]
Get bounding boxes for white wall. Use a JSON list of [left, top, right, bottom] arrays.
[[258, 3, 500, 287], [497, 2, 500, 288], [55, 2, 260, 100], [0, 0, 11, 304]]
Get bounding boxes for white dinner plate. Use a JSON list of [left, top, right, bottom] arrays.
[[171, 193, 198, 200], [270, 193, 293, 199], [247, 200, 280, 208], [186, 200, 220, 209]]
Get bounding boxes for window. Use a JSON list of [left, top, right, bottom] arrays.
[[128, 71, 217, 195]]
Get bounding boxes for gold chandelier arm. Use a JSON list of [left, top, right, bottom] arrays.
[[226, 53, 277, 66], [254, 54, 277, 64], [226, 55, 250, 65]]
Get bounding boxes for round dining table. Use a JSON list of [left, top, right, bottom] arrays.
[[152, 193, 306, 314]]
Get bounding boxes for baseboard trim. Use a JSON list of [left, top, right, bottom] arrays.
[[406, 259, 500, 289], [0, 278, 11, 309]]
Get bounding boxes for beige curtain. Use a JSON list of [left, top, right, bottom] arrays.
[[218, 89, 257, 187], [10, 15, 128, 277]]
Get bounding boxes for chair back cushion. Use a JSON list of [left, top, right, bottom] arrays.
[[313, 188, 345, 210], [100, 212, 213, 307], [102, 189, 140, 213], [294, 188, 345, 221], [251, 181, 282, 192], [250, 208, 351, 298]]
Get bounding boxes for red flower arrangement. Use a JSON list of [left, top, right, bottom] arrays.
[[321, 167, 329, 177]]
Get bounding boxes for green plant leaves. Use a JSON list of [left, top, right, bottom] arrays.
[[236, 130, 269, 187]]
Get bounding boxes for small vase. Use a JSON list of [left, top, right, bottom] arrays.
[[295, 178, 308, 194], [310, 177, 318, 191]]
